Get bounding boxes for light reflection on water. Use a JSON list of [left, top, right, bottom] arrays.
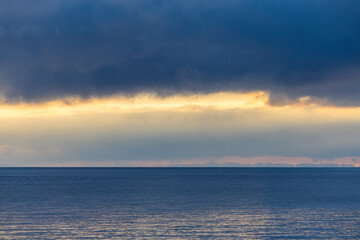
[[0, 168, 360, 239], [2, 208, 360, 239]]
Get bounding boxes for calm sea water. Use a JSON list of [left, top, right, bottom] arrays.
[[0, 168, 359, 239]]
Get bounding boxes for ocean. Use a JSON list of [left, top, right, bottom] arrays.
[[0, 168, 359, 239]]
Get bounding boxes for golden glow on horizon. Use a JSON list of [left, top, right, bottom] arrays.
[[1, 91, 360, 167], [0, 91, 268, 117], [1, 91, 360, 124]]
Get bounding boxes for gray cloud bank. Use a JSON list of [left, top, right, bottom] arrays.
[[0, 0, 360, 104]]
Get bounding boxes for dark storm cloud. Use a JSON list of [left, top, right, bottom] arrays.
[[1, 0, 360, 103]]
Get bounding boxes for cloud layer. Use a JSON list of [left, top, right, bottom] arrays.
[[1, 0, 360, 104]]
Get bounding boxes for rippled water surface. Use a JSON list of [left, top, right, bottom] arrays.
[[0, 168, 360, 239]]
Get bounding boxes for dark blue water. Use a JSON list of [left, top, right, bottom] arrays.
[[0, 168, 359, 239]]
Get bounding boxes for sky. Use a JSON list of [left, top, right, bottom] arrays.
[[1, 0, 360, 167]]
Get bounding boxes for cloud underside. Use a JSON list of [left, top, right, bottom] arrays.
[[0, 0, 360, 105], [1, 91, 360, 166]]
